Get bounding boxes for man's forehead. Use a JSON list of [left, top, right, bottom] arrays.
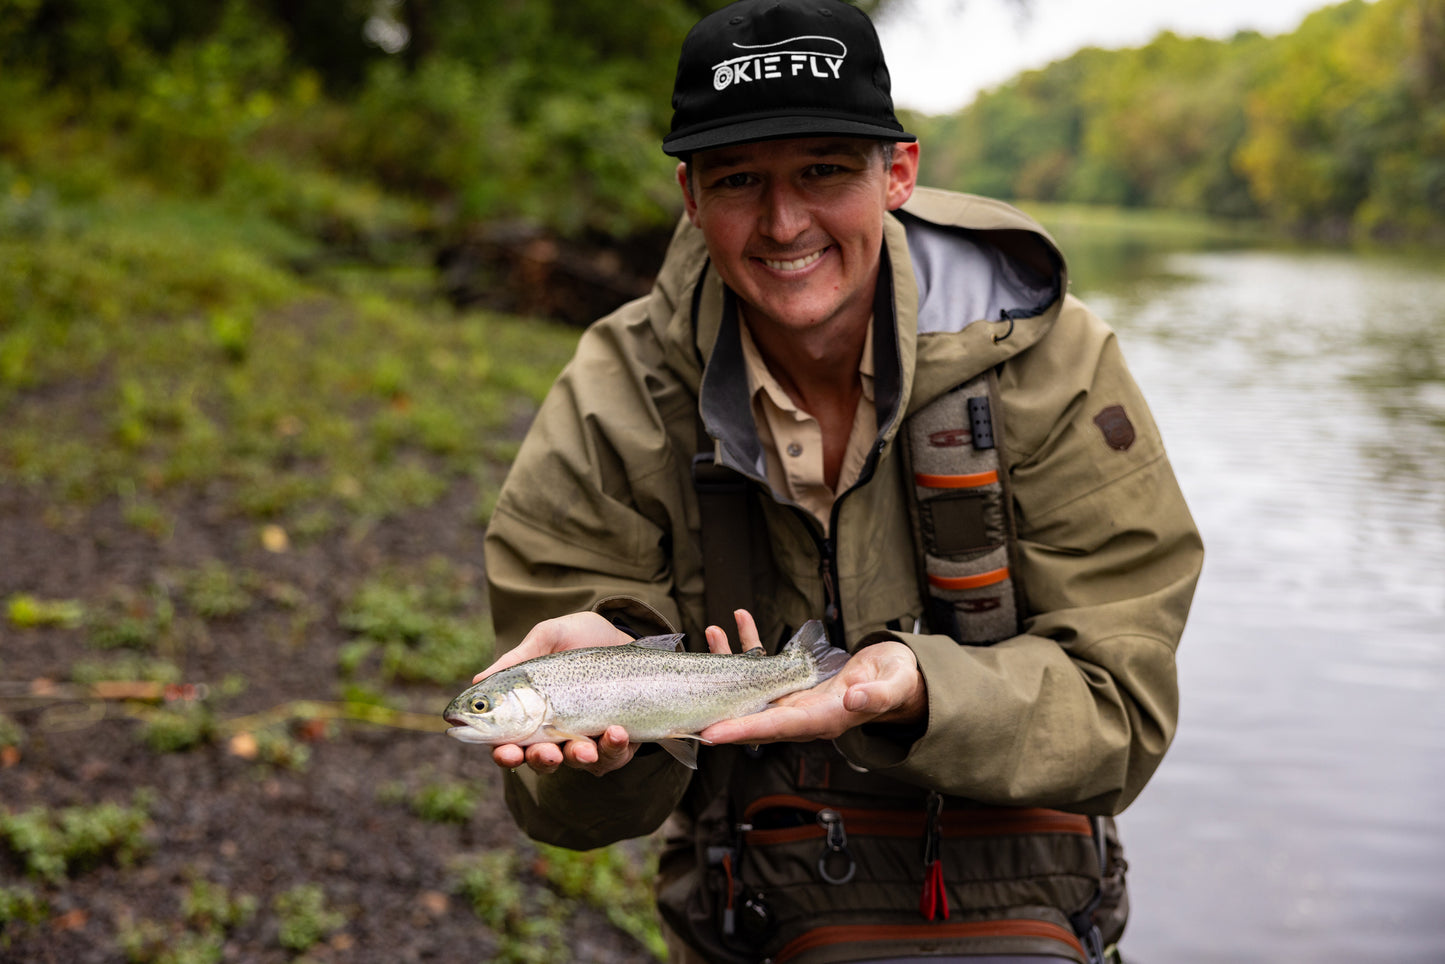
[[693, 137, 878, 170]]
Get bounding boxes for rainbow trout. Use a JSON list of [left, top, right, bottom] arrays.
[[442, 620, 848, 768]]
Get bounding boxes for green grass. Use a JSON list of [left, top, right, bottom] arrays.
[[0, 173, 579, 540], [0, 793, 154, 885]]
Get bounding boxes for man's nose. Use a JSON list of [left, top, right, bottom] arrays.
[[758, 182, 810, 242]]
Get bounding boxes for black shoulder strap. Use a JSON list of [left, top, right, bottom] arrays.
[[692, 414, 755, 646]]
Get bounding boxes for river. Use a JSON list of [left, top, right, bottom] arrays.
[[1049, 225, 1445, 963]]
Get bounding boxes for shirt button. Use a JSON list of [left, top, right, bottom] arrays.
[[786, 442, 803, 457]]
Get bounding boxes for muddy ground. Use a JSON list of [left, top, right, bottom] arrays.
[[0, 469, 657, 962]]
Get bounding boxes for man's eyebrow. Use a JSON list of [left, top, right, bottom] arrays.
[[699, 140, 871, 173]]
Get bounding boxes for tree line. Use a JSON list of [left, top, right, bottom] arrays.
[[911, 0, 1445, 241], [2, 0, 1439, 243]]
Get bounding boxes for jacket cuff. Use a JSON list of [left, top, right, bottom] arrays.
[[504, 747, 691, 851], [592, 595, 676, 640]]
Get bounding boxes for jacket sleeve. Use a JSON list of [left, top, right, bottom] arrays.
[[834, 297, 1203, 814], [482, 282, 706, 850]]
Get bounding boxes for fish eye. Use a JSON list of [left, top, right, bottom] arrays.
[[471, 696, 491, 713]]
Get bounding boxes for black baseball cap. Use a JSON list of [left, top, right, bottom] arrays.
[[662, 0, 916, 158]]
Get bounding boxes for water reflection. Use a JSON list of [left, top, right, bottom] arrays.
[[1050, 228, 1445, 962]]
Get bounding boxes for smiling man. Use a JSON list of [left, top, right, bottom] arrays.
[[476, 2, 1202, 963]]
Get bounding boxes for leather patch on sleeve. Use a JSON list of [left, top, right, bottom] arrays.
[[1093, 405, 1136, 451]]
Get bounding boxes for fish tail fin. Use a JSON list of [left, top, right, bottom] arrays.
[[784, 619, 850, 681]]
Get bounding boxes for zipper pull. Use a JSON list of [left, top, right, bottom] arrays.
[[815, 808, 856, 885], [920, 791, 949, 920], [819, 551, 840, 629]]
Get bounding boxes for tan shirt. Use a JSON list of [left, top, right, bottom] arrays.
[[739, 321, 877, 533]]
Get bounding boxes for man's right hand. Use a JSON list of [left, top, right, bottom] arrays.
[[482, 610, 740, 777]]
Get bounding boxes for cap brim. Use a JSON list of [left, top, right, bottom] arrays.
[[663, 114, 916, 157]]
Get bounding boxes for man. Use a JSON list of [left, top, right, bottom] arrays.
[[477, 1, 1203, 961]]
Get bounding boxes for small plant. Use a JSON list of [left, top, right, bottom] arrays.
[[86, 586, 175, 652], [379, 777, 478, 824], [452, 851, 569, 964], [0, 792, 153, 884], [140, 703, 216, 753], [537, 841, 666, 960], [273, 883, 345, 952], [183, 878, 258, 932], [5, 593, 84, 629], [117, 919, 223, 964], [338, 561, 492, 685], [70, 655, 184, 686], [0, 883, 48, 933], [180, 559, 253, 620], [116, 878, 256, 964]]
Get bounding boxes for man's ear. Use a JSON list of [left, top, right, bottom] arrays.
[[886, 141, 920, 212], [677, 162, 700, 226]]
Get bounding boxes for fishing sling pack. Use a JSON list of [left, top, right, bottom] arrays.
[[689, 370, 1128, 964]]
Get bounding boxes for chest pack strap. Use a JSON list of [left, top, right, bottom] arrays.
[[692, 415, 755, 646], [900, 368, 1025, 645]]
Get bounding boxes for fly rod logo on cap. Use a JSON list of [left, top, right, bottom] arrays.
[[712, 35, 847, 91]]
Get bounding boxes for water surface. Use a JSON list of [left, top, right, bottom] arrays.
[[1055, 229, 1445, 962]]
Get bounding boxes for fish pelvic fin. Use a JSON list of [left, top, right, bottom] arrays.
[[784, 619, 850, 681], [657, 738, 700, 769]]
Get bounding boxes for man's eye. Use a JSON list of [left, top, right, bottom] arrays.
[[809, 164, 846, 177], [715, 173, 754, 189]]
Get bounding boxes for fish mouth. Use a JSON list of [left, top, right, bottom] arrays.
[[445, 723, 492, 744]]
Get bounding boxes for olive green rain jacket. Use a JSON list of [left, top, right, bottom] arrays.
[[483, 187, 1203, 963]]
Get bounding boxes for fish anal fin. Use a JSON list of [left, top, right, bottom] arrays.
[[657, 738, 699, 769]]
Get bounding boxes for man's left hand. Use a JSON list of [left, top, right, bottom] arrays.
[[699, 631, 927, 746]]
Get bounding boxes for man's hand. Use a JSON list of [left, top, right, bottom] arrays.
[[484, 610, 735, 777], [699, 618, 927, 746]]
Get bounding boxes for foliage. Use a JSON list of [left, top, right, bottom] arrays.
[[537, 842, 667, 960], [6, 593, 85, 629], [0, 793, 154, 884], [920, 0, 1445, 240], [115, 878, 256, 964], [379, 776, 480, 824], [452, 850, 570, 964], [0, 884, 48, 935], [338, 558, 493, 685], [272, 883, 346, 952]]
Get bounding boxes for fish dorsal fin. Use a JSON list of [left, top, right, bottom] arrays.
[[657, 738, 699, 769], [630, 632, 686, 652], [743, 646, 765, 657]]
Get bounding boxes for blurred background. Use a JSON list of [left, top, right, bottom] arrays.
[[1, 0, 1442, 961]]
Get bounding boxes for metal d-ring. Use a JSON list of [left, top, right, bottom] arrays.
[[815, 809, 856, 885]]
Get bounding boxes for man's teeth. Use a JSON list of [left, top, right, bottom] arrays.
[[762, 250, 824, 271]]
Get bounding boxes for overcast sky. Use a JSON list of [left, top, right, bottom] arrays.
[[873, 0, 1340, 115]]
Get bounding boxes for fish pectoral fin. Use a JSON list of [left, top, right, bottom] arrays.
[[538, 725, 591, 743], [656, 738, 700, 770]]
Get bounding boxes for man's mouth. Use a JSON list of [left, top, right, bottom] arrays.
[[758, 248, 826, 272]]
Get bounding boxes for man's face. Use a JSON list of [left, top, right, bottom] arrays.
[[678, 137, 918, 339]]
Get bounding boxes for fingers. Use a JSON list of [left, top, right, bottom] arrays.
[[704, 624, 732, 654], [491, 726, 637, 777], [704, 609, 765, 655], [474, 611, 634, 682], [734, 609, 763, 651]]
